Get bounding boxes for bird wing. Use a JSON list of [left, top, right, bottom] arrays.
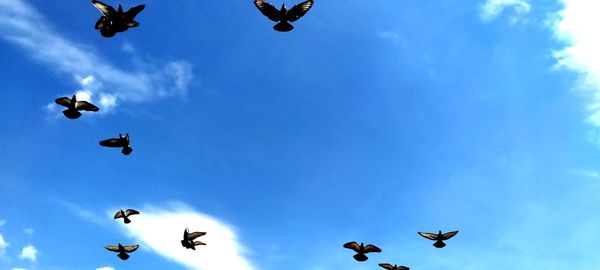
[[187, 232, 207, 240], [95, 16, 109, 29], [125, 209, 140, 216], [127, 21, 140, 28], [398, 266, 410, 270], [378, 263, 394, 270], [125, 4, 145, 21], [55, 97, 71, 107], [105, 245, 120, 252], [75, 101, 99, 111], [193, 240, 206, 246], [100, 138, 124, 147], [418, 232, 438, 240], [363, 244, 382, 253], [123, 245, 139, 252], [286, 0, 313, 22], [254, 0, 281, 22], [92, 0, 115, 16], [114, 211, 124, 219], [342, 241, 360, 252], [442, 230, 459, 240]]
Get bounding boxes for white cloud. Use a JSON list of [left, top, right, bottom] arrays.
[[0, 0, 193, 114], [0, 234, 9, 254], [0, 220, 5, 226], [115, 203, 255, 270], [480, 0, 531, 21], [19, 245, 37, 262], [551, 0, 600, 126], [12, 268, 26, 270], [23, 228, 34, 235], [96, 267, 115, 270]]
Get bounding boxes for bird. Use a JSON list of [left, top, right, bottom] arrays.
[[99, 133, 133, 155], [181, 228, 207, 250], [379, 263, 410, 270], [105, 243, 139, 260], [253, 0, 313, 32], [343, 241, 381, 261], [418, 230, 459, 248], [114, 209, 139, 224], [92, 0, 145, 37], [54, 95, 99, 119]]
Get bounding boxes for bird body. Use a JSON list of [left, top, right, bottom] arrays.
[[105, 243, 139, 260], [418, 230, 459, 248], [254, 0, 313, 32], [114, 209, 139, 224], [181, 228, 207, 250], [379, 263, 410, 270], [55, 95, 99, 119], [343, 241, 381, 262], [99, 133, 133, 155], [92, 0, 145, 37]]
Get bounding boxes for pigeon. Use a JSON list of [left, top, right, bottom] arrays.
[[114, 209, 139, 224], [343, 241, 381, 261], [55, 95, 99, 119], [379, 263, 410, 270], [105, 243, 139, 260], [253, 0, 313, 32], [99, 133, 133, 155], [181, 228, 207, 250], [418, 230, 459, 248], [92, 0, 145, 37]]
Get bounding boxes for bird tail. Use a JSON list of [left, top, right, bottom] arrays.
[[273, 21, 294, 32], [63, 109, 82, 119], [123, 216, 131, 224], [122, 146, 133, 155]]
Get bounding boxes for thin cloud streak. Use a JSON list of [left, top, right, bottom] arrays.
[[480, 0, 531, 21], [0, 0, 193, 112]]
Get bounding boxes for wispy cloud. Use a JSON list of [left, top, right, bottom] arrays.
[[550, 1, 600, 127], [480, 0, 531, 22], [0, 220, 5, 227], [19, 245, 37, 262], [0, 234, 9, 254], [0, 0, 193, 113], [114, 202, 256, 270], [96, 267, 115, 270], [23, 228, 33, 235]]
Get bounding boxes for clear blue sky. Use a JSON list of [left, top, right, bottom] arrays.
[[2, 0, 600, 269]]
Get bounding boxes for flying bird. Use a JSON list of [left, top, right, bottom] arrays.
[[181, 228, 207, 250], [92, 0, 145, 37], [418, 230, 459, 248], [343, 241, 381, 261], [114, 209, 139, 224], [99, 133, 133, 155], [379, 263, 410, 270], [105, 243, 139, 260], [253, 0, 313, 32], [55, 95, 99, 119]]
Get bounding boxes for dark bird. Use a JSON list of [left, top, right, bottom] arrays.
[[92, 0, 145, 37], [114, 209, 139, 224], [181, 228, 207, 250], [105, 243, 139, 260], [55, 95, 99, 119], [418, 230, 459, 248], [99, 133, 133, 155], [379, 263, 410, 270], [343, 241, 381, 262], [253, 0, 313, 32]]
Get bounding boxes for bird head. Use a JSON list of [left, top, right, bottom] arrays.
[[281, 3, 287, 12], [71, 94, 77, 102], [118, 4, 123, 13]]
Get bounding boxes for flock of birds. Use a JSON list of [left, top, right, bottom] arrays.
[[52, 0, 461, 267]]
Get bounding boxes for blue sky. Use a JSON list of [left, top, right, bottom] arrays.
[[1, 0, 600, 269]]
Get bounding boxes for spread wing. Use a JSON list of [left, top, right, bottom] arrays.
[[286, 0, 313, 22], [125, 209, 140, 216], [343, 241, 360, 252], [105, 245, 120, 252], [114, 210, 124, 219], [100, 138, 125, 147], [363, 244, 381, 253], [418, 232, 438, 240], [95, 16, 109, 29], [254, 0, 281, 22], [378, 263, 394, 270], [187, 232, 207, 240], [193, 240, 206, 246], [123, 245, 139, 252], [398, 266, 410, 270], [125, 4, 145, 21], [75, 101, 99, 111], [442, 230, 458, 240], [55, 97, 71, 107], [92, 0, 115, 16]]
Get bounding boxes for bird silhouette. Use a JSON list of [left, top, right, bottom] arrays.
[[105, 243, 139, 260], [54, 95, 99, 119], [379, 263, 410, 270], [253, 0, 313, 32], [92, 0, 145, 37], [181, 228, 207, 250], [99, 133, 133, 155], [343, 241, 381, 261], [114, 209, 139, 224], [418, 230, 459, 248]]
